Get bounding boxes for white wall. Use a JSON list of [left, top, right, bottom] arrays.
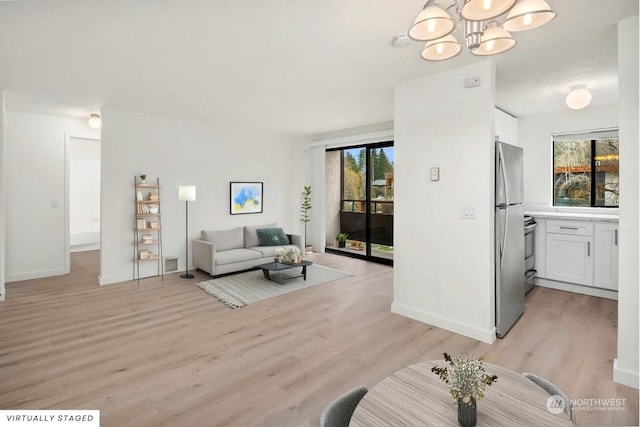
[[0, 92, 5, 300], [99, 108, 303, 285], [392, 60, 497, 343], [614, 16, 639, 389], [5, 111, 100, 282], [519, 104, 618, 211]]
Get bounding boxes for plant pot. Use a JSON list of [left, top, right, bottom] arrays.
[[458, 398, 477, 427], [337, 241, 346, 248]]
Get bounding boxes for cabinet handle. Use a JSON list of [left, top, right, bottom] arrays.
[[587, 241, 591, 257], [559, 226, 579, 230], [615, 229, 618, 246]]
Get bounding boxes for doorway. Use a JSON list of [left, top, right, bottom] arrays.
[[325, 142, 394, 264], [67, 137, 101, 255]]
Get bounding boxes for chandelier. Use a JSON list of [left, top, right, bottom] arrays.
[[408, 0, 556, 61]]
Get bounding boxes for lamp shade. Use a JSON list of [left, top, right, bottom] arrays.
[[178, 185, 196, 201], [408, 3, 455, 41], [471, 23, 516, 56], [566, 85, 592, 110], [503, 0, 556, 32], [88, 114, 102, 129], [460, 0, 517, 21], [421, 34, 462, 61]]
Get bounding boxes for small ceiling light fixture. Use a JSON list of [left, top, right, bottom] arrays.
[[406, 0, 555, 62], [88, 113, 102, 129], [565, 84, 592, 110]]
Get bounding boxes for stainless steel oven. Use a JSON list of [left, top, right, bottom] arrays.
[[524, 216, 536, 293]]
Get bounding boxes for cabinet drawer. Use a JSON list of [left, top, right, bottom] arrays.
[[547, 220, 593, 236]]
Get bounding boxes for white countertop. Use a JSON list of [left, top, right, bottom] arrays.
[[525, 210, 619, 222]]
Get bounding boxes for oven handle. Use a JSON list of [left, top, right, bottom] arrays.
[[524, 223, 536, 233]]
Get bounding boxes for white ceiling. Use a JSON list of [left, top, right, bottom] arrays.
[[0, 0, 637, 136]]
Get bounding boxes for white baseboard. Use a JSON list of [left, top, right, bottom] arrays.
[[535, 278, 618, 300], [613, 358, 640, 389], [6, 267, 68, 283], [391, 301, 496, 344], [99, 272, 135, 286]]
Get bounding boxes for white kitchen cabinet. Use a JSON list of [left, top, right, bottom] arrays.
[[594, 222, 619, 290], [545, 220, 594, 286], [495, 108, 519, 147], [546, 233, 594, 286]]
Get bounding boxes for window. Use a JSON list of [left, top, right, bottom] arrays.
[[553, 129, 619, 207]]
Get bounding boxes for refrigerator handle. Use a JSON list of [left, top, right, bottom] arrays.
[[498, 208, 507, 270], [499, 144, 509, 205]]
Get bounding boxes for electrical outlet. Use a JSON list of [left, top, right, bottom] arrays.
[[464, 77, 481, 88]]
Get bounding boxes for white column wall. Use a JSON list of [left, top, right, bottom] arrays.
[[308, 145, 326, 253], [5, 111, 100, 282], [0, 92, 5, 299], [392, 60, 497, 343], [614, 16, 639, 389], [99, 108, 303, 285]]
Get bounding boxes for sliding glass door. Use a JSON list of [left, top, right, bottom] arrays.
[[326, 142, 393, 264]]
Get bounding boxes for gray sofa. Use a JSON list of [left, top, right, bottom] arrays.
[[192, 223, 303, 276]]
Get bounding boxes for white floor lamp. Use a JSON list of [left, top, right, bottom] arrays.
[[178, 185, 196, 279]]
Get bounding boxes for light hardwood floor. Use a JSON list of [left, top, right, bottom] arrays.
[[0, 251, 637, 427]]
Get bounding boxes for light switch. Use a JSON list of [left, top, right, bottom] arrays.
[[51, 199, 59, 208], [430, 167, 440, 181], [462, 206, 476, 219]]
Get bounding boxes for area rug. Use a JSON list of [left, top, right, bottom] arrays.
[[196, 264, 353, 308]]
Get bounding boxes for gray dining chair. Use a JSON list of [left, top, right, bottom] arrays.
[[319, 385, 368, 427], [522, 372, 572, 420]]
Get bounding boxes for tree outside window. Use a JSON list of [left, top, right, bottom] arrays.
[[553, 130, 619, 207]]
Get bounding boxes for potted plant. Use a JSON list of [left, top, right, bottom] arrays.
[[300, 185, 312, 254], [432, 353, 498, 427], [139, 174, 147, 184], [335, 232, 348, 248]]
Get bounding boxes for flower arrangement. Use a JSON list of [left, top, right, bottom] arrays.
[[431, 353, 498, 407], [277, 247, 301, 263]]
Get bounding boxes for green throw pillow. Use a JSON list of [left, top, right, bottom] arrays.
[[256, 228, 290, 246]]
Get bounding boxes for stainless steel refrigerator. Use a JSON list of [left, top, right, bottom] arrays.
[[495, 141, 525, 338]]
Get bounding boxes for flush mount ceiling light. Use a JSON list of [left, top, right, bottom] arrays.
[[406, 0, 555, 62], [565, 84, 592, 110], [88, 113, 102, 129]]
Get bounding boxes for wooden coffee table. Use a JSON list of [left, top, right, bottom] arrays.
[[257, 261, 313, 283]]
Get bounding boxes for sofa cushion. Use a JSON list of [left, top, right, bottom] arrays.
[[201, 227, 244, 251], [244, 223, 277, 248], [214, 248, 262, 266], [250, 245, 299, 258], [256, 227, 290, 246]]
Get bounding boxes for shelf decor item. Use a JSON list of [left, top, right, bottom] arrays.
[[139, 174, 147, 184], [431, 353, 498, 427], [230, 182, 263, 215], [178, 185, 196, 279]]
